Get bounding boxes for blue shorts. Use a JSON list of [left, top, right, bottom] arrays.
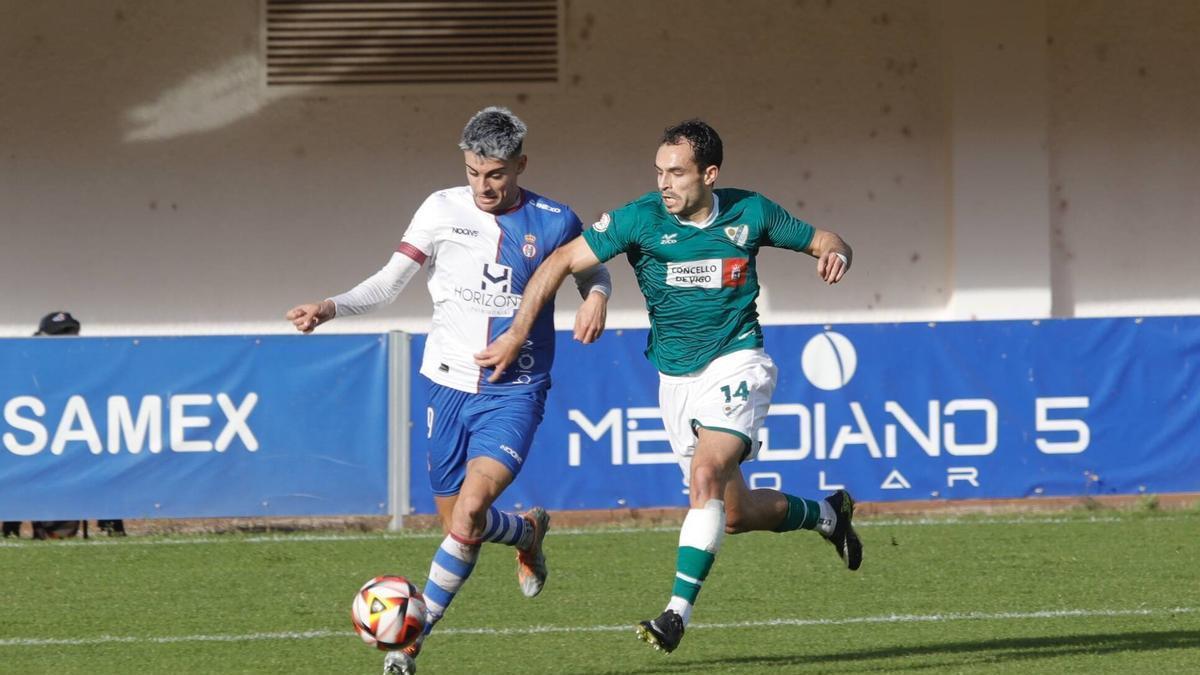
[[424, 381, 547, 497]]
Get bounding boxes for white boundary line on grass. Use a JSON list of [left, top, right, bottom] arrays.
[[0, 514, 1188, 549], [1, 607, 1194, 647]]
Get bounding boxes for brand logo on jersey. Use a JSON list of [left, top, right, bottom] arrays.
[[666, 260, 719, 287], [453, 263, 521, 316], [481, 263, 511, 293], [533, 201, 562, 214], [499, 444, 523, 463], [660, 233, 678, 245], [591, 213, 611, 233], [502, 338, 538, 385], [452, 227, 480, 237], [724, 224, 749, 247], [522, 233, 538, 259], [665, 258, 750, 289]]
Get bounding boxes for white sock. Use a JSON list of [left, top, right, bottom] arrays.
[[816, 499, 837, 536], [666, 596, 694, 624], [665, 499, 725, 627]]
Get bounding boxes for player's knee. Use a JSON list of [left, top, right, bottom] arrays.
[[691, 462, 720, 487], [724, 506, 751, 534], [451, 494, 490, 537], [689, 463, 724, 502]]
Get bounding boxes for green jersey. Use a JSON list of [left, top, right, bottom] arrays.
[[582, 188, 815, 375]]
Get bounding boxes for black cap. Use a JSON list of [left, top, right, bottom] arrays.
[[36, 312, 81, 336]]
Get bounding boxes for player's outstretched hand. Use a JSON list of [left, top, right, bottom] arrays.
[[474, 331, 524, 383], [817, 251, 851, 285], [285, 300, 335, 334], [573, 292, 608, 344]]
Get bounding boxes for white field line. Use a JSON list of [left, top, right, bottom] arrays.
[[0, 514, 1188, 549], [1, 607, 1195, 648]]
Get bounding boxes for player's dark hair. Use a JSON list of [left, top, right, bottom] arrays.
[[660, 119, 723, 170]]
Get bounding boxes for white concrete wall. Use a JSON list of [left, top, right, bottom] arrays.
[[1, 0, 1196, 337], [1047, 0, 1200, 317], [938, 0, 1053, 320]]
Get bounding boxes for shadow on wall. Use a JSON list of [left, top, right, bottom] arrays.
[[123, 4, 558, 143], [72, 0, 943, 325], [123, 53, 282, 142]]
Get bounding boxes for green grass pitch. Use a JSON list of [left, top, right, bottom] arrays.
[[2, 509, 1198, 673]]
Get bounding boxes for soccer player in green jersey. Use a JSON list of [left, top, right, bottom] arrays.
[[476, 119, 860, 654]]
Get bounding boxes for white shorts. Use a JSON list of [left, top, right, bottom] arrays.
[[658, 348, 778, 480]]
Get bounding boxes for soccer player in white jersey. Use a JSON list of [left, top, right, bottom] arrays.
[[287, 107, 611, 674], [476, 119, 860, 655]]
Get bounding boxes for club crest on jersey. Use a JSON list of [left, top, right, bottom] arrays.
[[591, 212, 611, 233], [522, 233, 538, 258], [726, 258, 750, 287], [724, 224, 749, 247]]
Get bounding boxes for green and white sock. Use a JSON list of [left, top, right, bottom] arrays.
[[665, 499, 725, 626], [772, 494, 836, 536]]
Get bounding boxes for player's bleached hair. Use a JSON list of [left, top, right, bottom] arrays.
[[459, 106, 527, 160]]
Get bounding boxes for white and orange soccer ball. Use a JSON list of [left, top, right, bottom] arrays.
[[351, 575, 427, 650]]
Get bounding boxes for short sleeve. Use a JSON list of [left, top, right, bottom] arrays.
[[562, 208, 584, 246], [398, 193, 442, 256], [581, 203, 641, 263], [760, 195, 814, 252]]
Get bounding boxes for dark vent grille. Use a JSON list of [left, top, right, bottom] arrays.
[[265, 0, 560, 86]]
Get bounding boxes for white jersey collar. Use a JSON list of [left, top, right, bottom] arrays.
[[674, 193, 720, 229]]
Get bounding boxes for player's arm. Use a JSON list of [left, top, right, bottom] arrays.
[[570, 263, 611, 344], [761, 194, 852, 285], [474, 236, 601, 379], [803, 228, 853, 285], [285, 247, 424, 333]]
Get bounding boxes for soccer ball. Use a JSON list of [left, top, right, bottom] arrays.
[[351, 575, 427, 650]]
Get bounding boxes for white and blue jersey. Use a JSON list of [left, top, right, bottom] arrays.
[[399, 186, 582, 396]]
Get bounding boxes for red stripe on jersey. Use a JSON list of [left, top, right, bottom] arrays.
[[722, 258, 749, 287], [397, 242, 427, 264], [476, 215, 504, 394], [476, 315, 489, 394], [492, 214, 504, 263]]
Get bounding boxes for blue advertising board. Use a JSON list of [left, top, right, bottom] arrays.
[[0, 335, 388, 519], [5, 317, 1195, 520], [407, 317, 1200, 513]]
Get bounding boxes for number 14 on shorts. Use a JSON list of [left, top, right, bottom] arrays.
[[720, 381, 750, 403]]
